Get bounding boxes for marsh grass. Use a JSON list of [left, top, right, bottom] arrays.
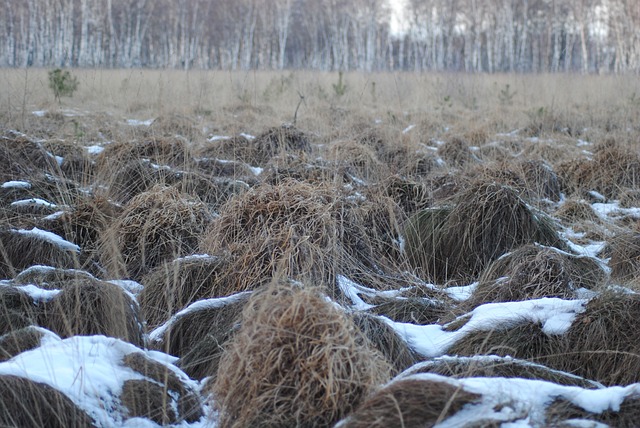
[[1, 69, 640, 426]]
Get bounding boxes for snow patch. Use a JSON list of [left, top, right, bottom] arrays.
[[1, 180, 31, 189], [12, 228, 80, 252]]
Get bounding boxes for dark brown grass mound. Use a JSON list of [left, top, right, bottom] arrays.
[[200, 180, 347, 296], [463, 244, 604, 310], [352, 312, 420, 374], [102, 159, 181, 204], [212, 285, 391, 428], [404, 181, 564, 284], [438, 137, 477, 168], [41, 195, 121, 272], [550, 291, 640, 386], [381, 175, 431, 216], [43, 279, 144, 346], [447, 321, 555, 362], [559, 141, 640, 199], [94, 138, 190, 173], [339, 377, 480, 428], [328, 140, 387, 182], [0, 374, 94, 427], [546, 394, 640, 427], [0, 228, 79, 279], [554, 199, 600, 223], [0, 135, 60, 182], [99, 186, 211, 281], [12, 265, 99, 290], [216, 125, 311, 166], [139, 255, 230, 329], [171, 172, 246, 208], [120, 380, 177, 425], [365, 295, 451, 325], [404, 356, 602, 389], [155, 292, 250, 380], [605, 233, 640, 282], [519, 159, 562, 201], [260, 153, 354, 186], [121, 353, 203, 423], [0, 326, 45, 362]]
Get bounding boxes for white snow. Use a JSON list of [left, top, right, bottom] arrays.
[[127, 118, 154, 126], [359, 372, 639, 428], [107, 279, 144, 297], [248, 166, 263, 175], [337, 275, 375, 311], [32, 110, 47, 117], [13, 284, 61, 302], [239, 132, 255, 140], [592, 201, 640, 220], [85, 144, 105, 155], [1, 180, 31, 189], [0, 335, 204, 427], [444, 282, 478, 301], [149, 292, 252, 342], [402, 124, 416, 134], [11, 198, 58, 209], [43, 210, 66, 221], [208, 135, 230, 142], [12, 227, 80, 252], [173, 254, 216, 263], [385, 297, 586, 358]]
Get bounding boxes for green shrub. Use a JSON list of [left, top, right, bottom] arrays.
[[48, 68, 79, 103]]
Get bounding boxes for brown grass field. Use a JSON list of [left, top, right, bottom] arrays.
[[1, 69, 640, 427]]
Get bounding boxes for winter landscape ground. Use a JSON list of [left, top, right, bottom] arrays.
[[1, 69, 640, 427]]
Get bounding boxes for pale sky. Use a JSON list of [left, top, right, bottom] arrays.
[[388, 0, 408, 35]]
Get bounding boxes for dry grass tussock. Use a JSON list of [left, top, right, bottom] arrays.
[[209, 124, 311, 166], [447, 320, 556, 362], [139, 254, 230, 329], [352, 312, 420, 374], [200, 180, 349, 296], [461, 244, 604, 310], [403, 356, 602, 389], [99, 185, 211, 281], [549, 290, 640, 386], [604, 232, 640, 282], [0, 228, 80, 279], [121, 352, 203, 424], [0, 326, 45, 362], [558, 139, 640, 199], [0, 134, 60, 182], [212, 284, 391, 428], [43, 277, 144, 346], [153, 292, 250, 380], [0, 375, 94, 427], [546, 394, 640, 427], [403, 180, 564, 284], [338, 376, 480, 428]]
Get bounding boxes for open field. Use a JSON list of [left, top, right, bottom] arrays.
[[2, 69, 640, 426]]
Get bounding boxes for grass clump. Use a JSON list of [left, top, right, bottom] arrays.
[[404, 181, 564, 284], [139, 254, 230, 329], [403, 355, 602, 389], [98, 185, 211, 281], [153, 292, 250, 381], [200, 180, 350, 297], [0, 375, 94, 427], [462, 244, 604, 310], [211, 284, 391, 428], [43, 278, 144, 347], [551, 290, 640, 386], [338, 376, 480, 427]]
